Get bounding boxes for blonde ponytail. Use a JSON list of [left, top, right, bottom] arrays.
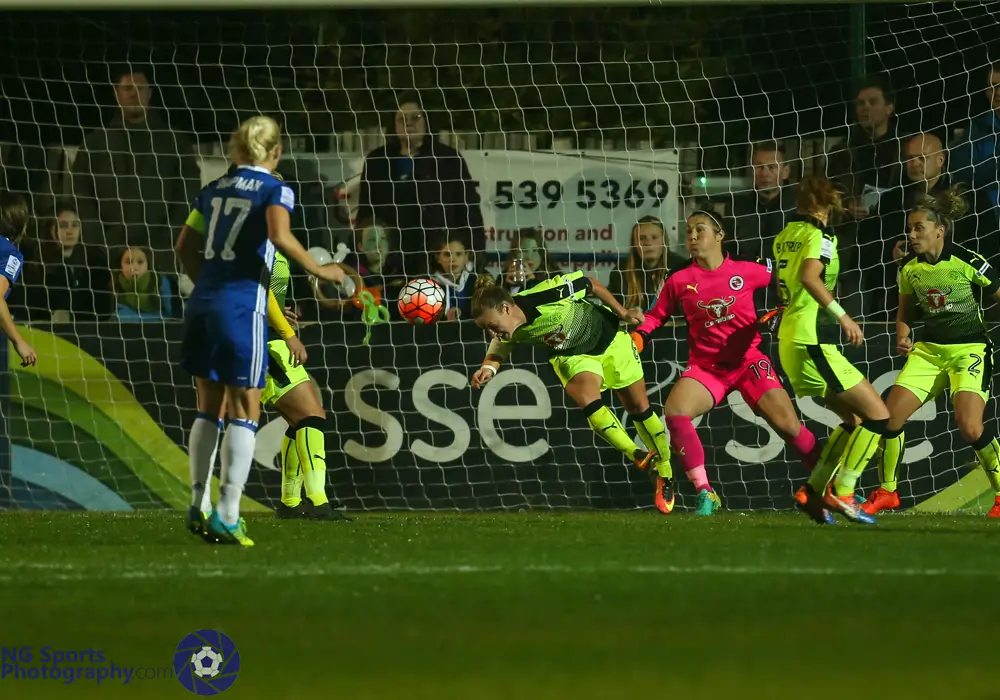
[[228, 115, 281, 166]]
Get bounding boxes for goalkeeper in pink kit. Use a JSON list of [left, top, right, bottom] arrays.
[[632, 211, 821, 515]]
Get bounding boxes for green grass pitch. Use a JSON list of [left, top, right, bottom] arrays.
[[1, 511, 998, 699]]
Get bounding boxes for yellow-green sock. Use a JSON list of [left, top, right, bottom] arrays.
[[583, 400, 637, 460], [833, 419, 886, 497], [971, 433, 1000, 494], [281, 426, 302, 508], [879, 429, 905, 492], [633, 407, 672, 478], [296, 416, 329, 507], [807, 423, 853, 493]]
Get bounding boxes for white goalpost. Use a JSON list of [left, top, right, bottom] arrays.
[[1, 2, 998, 513]]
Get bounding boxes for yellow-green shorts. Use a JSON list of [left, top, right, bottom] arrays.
[[262, 338, 311, 406], [895, 341, 991, 404], [778, 342, 865, 398], [549, 331, 644, 392]]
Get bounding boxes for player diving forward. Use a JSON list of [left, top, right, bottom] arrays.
[[862, 190, 1000, 518], [176, 116, 343, 545], [773, 175, 886, 525], [631, 210, 822, 516], [470, 273, 677, 513]]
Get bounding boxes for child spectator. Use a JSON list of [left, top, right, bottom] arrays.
[[607, 216, 670, 312], [504, 228, 561, 290], [429, 231, 477, 320], [348, 220, 406, 292], [112, 244, 174, 321], [20, 206, 113, 321]]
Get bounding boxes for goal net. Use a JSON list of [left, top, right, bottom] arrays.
[[1, 3, 998, 513]]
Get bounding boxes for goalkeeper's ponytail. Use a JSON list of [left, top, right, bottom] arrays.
[[472, 275, 514, 318]]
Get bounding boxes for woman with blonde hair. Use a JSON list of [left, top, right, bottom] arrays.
[[175, 115, 345, 545], [608, 216, 669, 311], [773, 174, 887, 525]]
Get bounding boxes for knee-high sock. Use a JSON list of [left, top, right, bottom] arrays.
[[189, 412, 222, 514], [296, 416, 329, 506], [833, 419, 887, 497], [281, 424, 303, 507], [807, 423, 854, 493], [583, 400, 637, 460], [218, 419, 257, 525], [971, 432, 1000, 494], [787, 423, 819, 470], [664, 415, 710, 492], [633, 407, 673, 479], [879, 428, 905, 492]]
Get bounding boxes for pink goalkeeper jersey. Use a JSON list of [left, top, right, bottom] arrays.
[[637, 255, 775, 367]]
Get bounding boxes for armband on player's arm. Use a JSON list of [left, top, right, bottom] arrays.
[[267, 290, 296, 340]]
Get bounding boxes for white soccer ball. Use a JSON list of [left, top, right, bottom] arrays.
[[190, 646, 223, 678]]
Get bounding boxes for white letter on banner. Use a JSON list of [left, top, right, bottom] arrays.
[[411, 369, 471, 463], [477, 369, 551, 462], [343, 369, 404, 463], [723, 392, 784, 463]]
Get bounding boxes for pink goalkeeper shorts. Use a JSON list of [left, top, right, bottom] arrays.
[[682, 349, 784, 409]]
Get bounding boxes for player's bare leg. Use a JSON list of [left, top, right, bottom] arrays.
[[203, 385, 261, 546], [862, 386, 922, 514], [274, 381, 347, 521], [187, 379, 227, 536], [952, 391, 1000, 518], [753, 388, 821, 470], [663, 378, 720, 515], [617, 379, 675, 513]]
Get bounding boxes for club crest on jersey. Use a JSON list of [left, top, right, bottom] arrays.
[[729, 276, 744, 291], [697, 296, 737, 327], [925, 287, 953, 312]]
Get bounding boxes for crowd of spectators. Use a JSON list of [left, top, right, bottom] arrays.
[[1, 61, 999, 327]]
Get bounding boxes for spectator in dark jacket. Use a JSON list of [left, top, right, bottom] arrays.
[[951, 61, 1000, 234], [727, 141, 797, 259], [356, 91, 484, 278], [17, 206, 113, 321], [71, 66, 200, 271], [832, 75, 903, 221]]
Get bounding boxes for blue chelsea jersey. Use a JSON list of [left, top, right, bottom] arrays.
[[185, 164, 295, 309], [0, 236, 24, 299]]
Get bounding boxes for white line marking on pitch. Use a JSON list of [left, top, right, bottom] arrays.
[[0, 562, 998, 580]]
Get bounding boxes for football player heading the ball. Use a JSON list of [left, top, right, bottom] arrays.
[[469, 272, 677, 514], [631, 210, 822, 517]]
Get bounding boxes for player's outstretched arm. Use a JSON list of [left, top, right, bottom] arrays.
[[265, 206, 344, 285], [589, 277, 643, 325], [471, 339, 507, 389], [0, 277, 35, 366], [631, 277, 674, 353], [800, 258, 864, 346]]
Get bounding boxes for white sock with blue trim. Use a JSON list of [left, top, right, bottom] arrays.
[[189, 413, 222, 514], [217, 419, 258, 526]]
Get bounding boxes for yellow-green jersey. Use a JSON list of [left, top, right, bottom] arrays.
[[497, 271, 618, 357], [268, 251, 291, 341], [773, 215, 841, 345], [898, 241, 1000, 344]]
